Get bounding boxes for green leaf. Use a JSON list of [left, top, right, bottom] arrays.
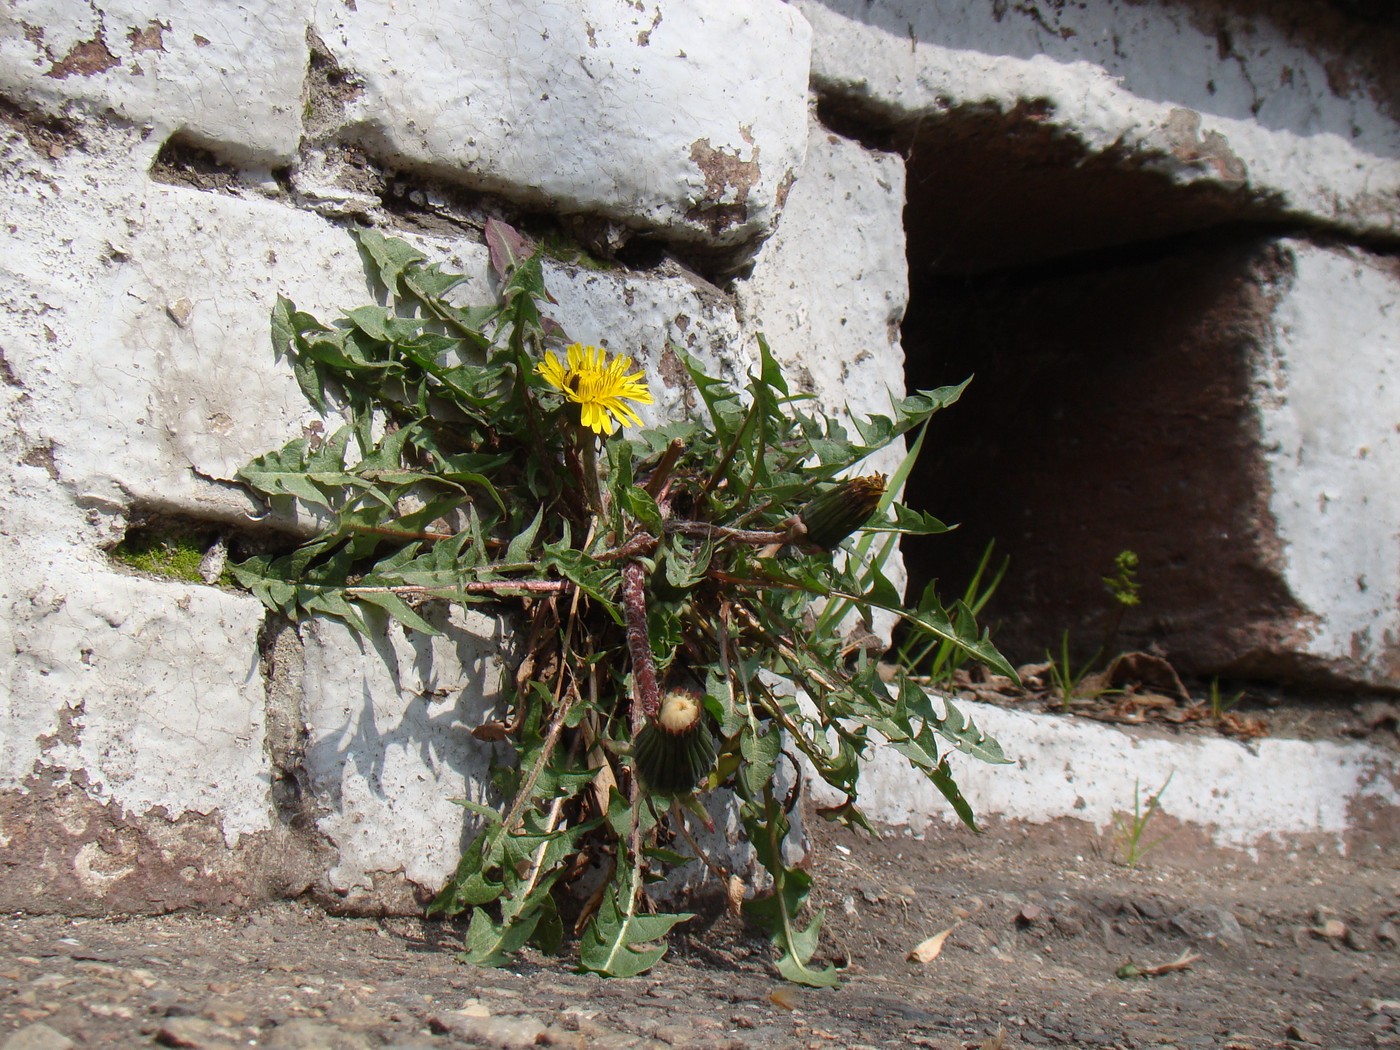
[[737, 723, 781, 802], [504, 506, 545, 565], [236, 427, 355, 510], [677, 346, 743, 442], [916, 687, 1010, 766], [578, 862, 692, 978], [451, 799, 504, 824], [866, 502, 951, 536], [620, 485, 663, 537], [351, 588, 442, 636], [929, 757, 980, 832], [355, 227, 426, 293], [827, 580, 1017, 682], [742, 791, 840, 988], [460, 904, 545, 967]]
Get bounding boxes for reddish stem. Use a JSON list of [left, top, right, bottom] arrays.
[[621, 560, 660, 727]]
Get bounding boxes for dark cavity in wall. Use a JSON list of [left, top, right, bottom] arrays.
[[893, 107, 1316, 685], [150, 132, 245, 192]]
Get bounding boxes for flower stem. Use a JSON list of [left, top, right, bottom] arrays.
[[577, 425, 604, 515]]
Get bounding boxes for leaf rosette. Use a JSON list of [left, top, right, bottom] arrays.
[[232, 223, 1013, 983]]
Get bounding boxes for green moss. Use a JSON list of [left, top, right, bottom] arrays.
[[537, 232, 614, 272], [111, 531, 209, 583]]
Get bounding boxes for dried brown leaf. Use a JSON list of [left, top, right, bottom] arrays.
[[907, 926, 956, 964]]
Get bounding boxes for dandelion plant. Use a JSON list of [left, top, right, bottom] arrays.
[[231, 221, 1013, 985]]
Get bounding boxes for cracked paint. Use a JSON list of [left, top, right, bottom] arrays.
[[1162, 108, 1247, 183], [127, 20, 169, 55]]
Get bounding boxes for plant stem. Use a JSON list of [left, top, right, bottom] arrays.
[[346, 580, 573, 597], [578, 427, 604, 515], [621, 560, 660, 729]]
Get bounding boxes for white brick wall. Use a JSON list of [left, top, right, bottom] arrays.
[[0, 0, 1396, 911]]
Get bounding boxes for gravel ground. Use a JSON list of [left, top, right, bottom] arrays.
[[2, 811, 1397, 1050]]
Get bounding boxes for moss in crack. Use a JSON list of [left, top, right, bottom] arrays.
[[110, 522, 226, 585]]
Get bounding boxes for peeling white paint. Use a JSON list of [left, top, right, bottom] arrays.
[[2, 552, 273, 846], [1253, 242, 1400, 684], [315, 0, 811, 246], [0, 0, 309, 165]]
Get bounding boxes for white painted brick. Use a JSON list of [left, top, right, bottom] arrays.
[[736, 120, 912, 638], [0, 124, 415, 524], [315, 0, 811, 248], [737, 118, 908, 432], [1254, 242, 1400, 685], [2, 549, 272, 846], [809, 698, 1400, 855], [299, 609, 511, 894], [797, 0, 1400, 238], [0, 0, 308, 165]]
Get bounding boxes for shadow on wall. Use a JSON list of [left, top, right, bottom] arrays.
[[295, 604, 514, 887]]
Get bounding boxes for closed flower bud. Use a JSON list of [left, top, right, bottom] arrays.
[[633, 688, 716, 796], [797, 474, 886, 549]]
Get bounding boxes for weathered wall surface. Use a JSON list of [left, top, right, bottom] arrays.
[[0, 0, 892, 914], [1, 0, 1397, 915], [808, 0, 1400, 691]]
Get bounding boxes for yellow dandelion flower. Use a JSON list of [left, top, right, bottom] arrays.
[[535, 343, 654, 436]]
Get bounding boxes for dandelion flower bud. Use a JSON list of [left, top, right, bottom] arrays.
[[797, 474, 886, 550], [633, 688, 716, 796]]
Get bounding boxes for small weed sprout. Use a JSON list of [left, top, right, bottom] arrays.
[[1046, 549, 1143, 711], [229, 224, 1014, 985], [1208, 677, 1245, 719], [1099, 549, 1141, 657], [1046, 630, 1093, 711], [898, 539, 1008, 683], [1112, 771, 1174, 867]]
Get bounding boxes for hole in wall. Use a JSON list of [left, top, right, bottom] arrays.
[[149, 132, 247, 192], [109, 511, 300, 586], [894, 112, 1313, 686]]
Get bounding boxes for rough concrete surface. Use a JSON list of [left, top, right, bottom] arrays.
[[1, 810, 1397, 1048]]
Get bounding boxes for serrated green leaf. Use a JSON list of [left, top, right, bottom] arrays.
[[451, 799, 504, 824], [505, 506, 544, 565], [460, 904, 543, 967], [351, 588, 442, 636], [355, 227, 426, 293], [866, 502, 951, 536], [929, 757, 980, 832], [579, 863, 692, 978], [737, 724, 780, 801], [742, 791, 841, 988]]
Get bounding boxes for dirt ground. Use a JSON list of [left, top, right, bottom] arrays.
[[2, 804, 1397, 1050]]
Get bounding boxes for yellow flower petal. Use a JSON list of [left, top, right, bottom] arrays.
[[537, 342, 651, 434]]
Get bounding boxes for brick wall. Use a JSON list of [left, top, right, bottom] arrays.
[[1, 0, 1396, 913]]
